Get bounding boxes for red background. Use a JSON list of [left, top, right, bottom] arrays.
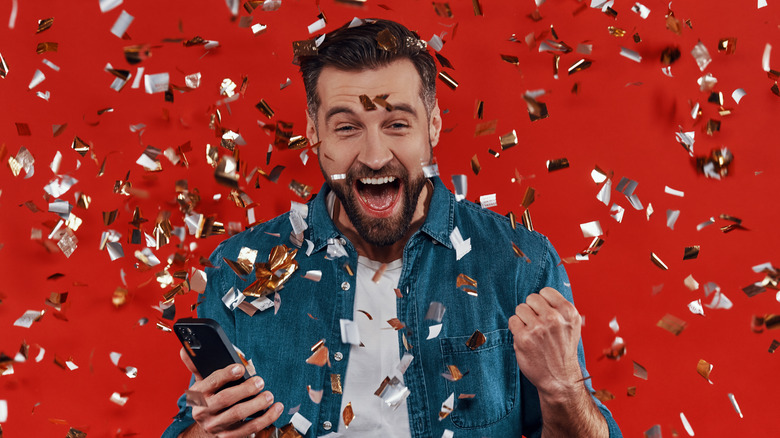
[[1, 0, 779, 436]]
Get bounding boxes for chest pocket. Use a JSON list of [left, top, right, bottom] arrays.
[[439, 328, 518, 429]]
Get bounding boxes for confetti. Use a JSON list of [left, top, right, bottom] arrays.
[[728, 393, 743, 418], [696, 359, 713, 383], [546, 158, 569, 171], [633, 361, 648, 380], [331, 374, 342, 394], [438, 71, 458, 90], [658, 314, 686, 335], [650, 252, 668, 270], [340, 319, 360, 345], [111, 10, 134, 38], [438, 393, 455, 420], [580, 221, 603, 238], [465, 330, 486, 350], [449, 227, 471, 260], [374, 376, 410, 409], [427, 324, 443, 340]]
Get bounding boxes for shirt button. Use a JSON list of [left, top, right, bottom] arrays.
[[341, 281, 350, 291], [323, 421, 332, 430], [334, 352, 343, 361], [339, 237, 347, 245]]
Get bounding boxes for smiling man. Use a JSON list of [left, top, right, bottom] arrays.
[[163, 19, 621, 438]]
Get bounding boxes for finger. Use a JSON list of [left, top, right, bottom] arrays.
[[209, 392, 281, 435], [538, 287, 569, 307], [179, 347, 203, 381], [513, 303, 538, 326], [524, 292, 553, 317], [539, 287, 581, 322], [191, 363, 246, 397], [209, 376, 265, 411], [212, 402, 285, 438]]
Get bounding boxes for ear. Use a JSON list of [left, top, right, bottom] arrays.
[[306, 110, 318, 150], [428, 100, 442, 148]]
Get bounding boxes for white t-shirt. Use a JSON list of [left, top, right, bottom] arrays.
[[336, 256, 411, 437]]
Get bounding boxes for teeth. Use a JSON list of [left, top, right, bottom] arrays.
[[359, 176, 396, 185]]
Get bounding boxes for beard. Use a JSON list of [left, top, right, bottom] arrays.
[[324, 161, 428, 247]]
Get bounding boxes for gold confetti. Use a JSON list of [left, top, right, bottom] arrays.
[[289, 180, 312, 198], [342, 402, 355, 428], [376, 28, 398, 52], [71, 136, 90, 156], [387, 318, 405, 330], [306, 341, 330, 367], [470, 154, 481, 175], [472, 0, 483, 16], [546, 158, 569, 172], [243, 245, 299, 298], [627, 386, 637, 396], [438, 71, 458, 90], [696, 359, 713, 382], [432, 2, 453, 17], [255, 99, 274, 118], [442, 364, 465, 381], [66, 428, 87, 438], [594, 389, 615, 402], [607, 26, 626, 37], [683, 246, 700, 260], [650, 252, 668, 270], [37, 17, 54, 33], [36, 42, 58, 54], [331, 373, 343, 394], [372, 263, 387, 283], [718, 37, 737, 54], [474, 119, 497, 137], [499, 130, 518, 150], [512, 242, 531, 263], [500, 54, 519, 65], [657, 314, 686, 335], [292, 39, 318, 58], [456, 273, 477, 297], [666, 8, 682, 35], [112, 287, 128, 307], [359, 94, 377, 111], [372, 94, 394, 111], [465, 330, 486, 350], [568, 59, 592, 76]]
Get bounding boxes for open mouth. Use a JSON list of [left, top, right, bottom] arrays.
[[355, 176, 401, 217]]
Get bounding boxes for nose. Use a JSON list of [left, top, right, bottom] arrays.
[[357, 127, 393, 170]]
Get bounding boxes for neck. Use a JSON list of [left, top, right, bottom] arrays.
[[333, 180, 433, 263]]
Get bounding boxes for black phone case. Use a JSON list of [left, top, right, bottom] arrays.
[[173, 317, 251, 389]]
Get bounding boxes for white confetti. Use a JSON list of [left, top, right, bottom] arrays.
[[427, 324, 443, 340], [110, 10, 134, 38]]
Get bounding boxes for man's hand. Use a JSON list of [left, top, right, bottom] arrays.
[[508, 287, 583, 396], [178, 348, 284, 438], [508, 287, 608, 437]]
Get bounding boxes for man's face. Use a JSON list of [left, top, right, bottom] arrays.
[[307, 59, 442, 247]]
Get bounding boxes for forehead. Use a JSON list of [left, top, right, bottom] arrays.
[[315, 59, 424, 115]]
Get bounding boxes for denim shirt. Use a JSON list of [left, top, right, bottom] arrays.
[[162, 176, 621, 438]]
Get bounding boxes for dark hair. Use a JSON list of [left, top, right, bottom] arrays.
[[298, 19, 437, 124]]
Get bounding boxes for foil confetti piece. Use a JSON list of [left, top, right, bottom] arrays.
[[340, 319, 361, 345], [374, 376, 410, 410], [457, 273, 478, 297], [427, 324, 443, 339], [688, 299, 705, 316], [474, 119, 497, 136], [522, 187, 535, 208], [650, 252, 668, 270], [438, 71, 458, 90], [691, 41, 712, 71], [633, 361, 648, 380], [14, 310, 45, 328], [666, 210, 681, 230], [632, 2, 651, 18], [683, 246, 700, 260], [499, 130, 518, 149], [111, 10, 134, 38], [728, 393, 743, 418], [290, 412, 312, 435], [546, 158, 569, 171], [425, 302, 446, 322], [307, 386, 323, 404], [342, 402, 354, 428], [100, 0, 123, 13], [568, 59, 592, 75], [377, 28, 398, 52], [305, 341, 330, 367], [684, 275, 700, 291], [449, 227, 471, 260], [465, 330, 485, 350], [658, 314, 686, 335], [331, 374, 343, 394], [620, 47, 642, 63], [580, 221, 603, 238], [442, 364, 466, 381], [696, 359, 713, 383], [439, 393, 455, 420]]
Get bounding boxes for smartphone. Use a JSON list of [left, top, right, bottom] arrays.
[[174, 317, 265, 416]]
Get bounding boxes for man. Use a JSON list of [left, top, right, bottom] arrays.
[[163, 19, 621, 438]]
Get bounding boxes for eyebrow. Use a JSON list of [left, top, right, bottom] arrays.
[[324, 102, 419, 124]]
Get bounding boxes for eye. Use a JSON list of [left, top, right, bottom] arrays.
[[387, 122, 409, 130], [335, 125, 357, 133]]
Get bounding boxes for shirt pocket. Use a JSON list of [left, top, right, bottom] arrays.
[[439, 328, 518, 429]]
